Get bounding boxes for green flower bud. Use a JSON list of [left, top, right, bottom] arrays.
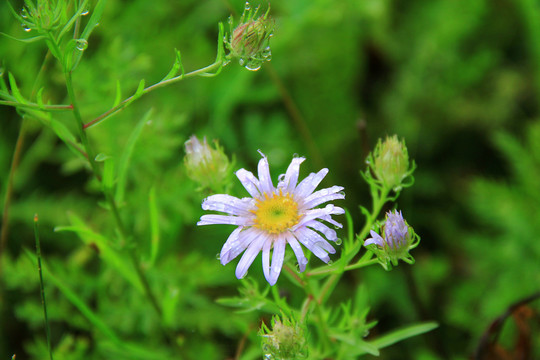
[[184, 135, 232, 192], [368, 135, 413, 191], [259, 314, 308, 360], [226, 2, 274, 71]]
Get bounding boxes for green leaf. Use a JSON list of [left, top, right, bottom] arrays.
[[80, 0, 106, 40], [113, 79, 122, 107], [370, 321, 439, 349], [57, 0, 91, 41], [8, 72, 26, 103], [23, 249, 123, 346], [115, 109, 152, 203], [128, 79, 146, 104], [55, 213, 145, 294], [0, 32, 46, 43], [102, 156, 115, 191], [95, 153, 110, 162], [161, 48, 184, 81], [36, 87, 45, 108], [148, 186, 160, 267]]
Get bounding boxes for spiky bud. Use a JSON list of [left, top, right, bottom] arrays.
[[184, 135, 232, 192], [226, 2, 274, 71], [368, 135, 413, 192], [259, 314, 308, 360]]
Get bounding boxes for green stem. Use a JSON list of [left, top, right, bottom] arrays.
[[84, 60, 224, 129], [63, 59, 168, 340], [0, 100, 73, 111], [34, 214, 54, 360], [303, 278, 331, 352], [317, 186, 391, 304], [64, 71, 100, 177]]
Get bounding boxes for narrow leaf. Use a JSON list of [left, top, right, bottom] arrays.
[[148, 186, 160, 266], [80, 0, 106, 40], [370, 321, 439, 349], [113, 80, 122, 107], [8, 72, 26, 103], [161, 49, 184, 81], [0, 32, 46, 43], [55, 213, 145, 294], [24, 249, 123, 346]]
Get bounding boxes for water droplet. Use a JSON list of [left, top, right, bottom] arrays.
[[245, 59, 262, 71], [300, 257, 308, 265], [292, 153, 299, 158], [81, 8, 90, 16], [239, 58, 246, 66], [339, 191, 345, 196], [278, 174, 285, 182], [327, 260, 334, 266], [335, 238, 343, 245], [76, 39, 88, 51], [227, 16, 234, 26], [21, 8, 28, 19], [244, 2, 251, 11], [216, 253, 221, 260], [23, 26, 31, 32]]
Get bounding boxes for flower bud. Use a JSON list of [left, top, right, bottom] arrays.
[[226, 2, 274, 71], [368, 135, 412, 191], [184, 135, 232, 192], [259, 314, 308, 360], [364, 210, 420, 270]]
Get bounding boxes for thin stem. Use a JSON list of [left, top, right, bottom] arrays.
[[303, 279, 331, 352], [64, 71, 100, 177], [34, 214, 54, 360], [317, 186, 391, 304], [84, 61, 224, 129], [0, 120, 27, 261], [308, 257, 379, 276], [0, 100, 73, 111], [63, 59, 169, 339]]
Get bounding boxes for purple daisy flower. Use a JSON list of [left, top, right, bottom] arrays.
[[198, 153, 345, 285]]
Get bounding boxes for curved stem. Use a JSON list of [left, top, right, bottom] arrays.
[[84, 61, 224, 129]]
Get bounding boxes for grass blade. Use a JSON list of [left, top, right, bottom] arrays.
[[33, 214, 54, 360]]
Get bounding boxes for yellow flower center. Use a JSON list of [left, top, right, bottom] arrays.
[[252, 190, 300, 234]]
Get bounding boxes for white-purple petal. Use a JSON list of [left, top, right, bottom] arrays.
[[257, 154, 274, 195], [294, 227, 335, 263], [236, 169, 261, 198], [301, 186, 345, 210], [292, 204, 345, 230], [364, 230, 384, 247], [220, 227, 259, 265], [202, 194, 255, 215], [261, 239, 271, 283], [197, 214, 253, 226], [235, 235, 267, 279], [294, 168, 329, 198], [306, 220, 338, 241], [280, 156, 305, 194], [285, 233, 308, 272], [268, 235, 286, 285]]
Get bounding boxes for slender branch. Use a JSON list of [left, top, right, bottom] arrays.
[[0, 100, 73, 111], [84, 61, 224, 129]]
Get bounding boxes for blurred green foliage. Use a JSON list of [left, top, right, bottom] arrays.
[[1, 0, 540, 359]]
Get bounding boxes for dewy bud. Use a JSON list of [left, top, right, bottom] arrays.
[[364, 210, 420, 270], [184, 135, 232, 192], [259, 314, 308, 360], [369, 135, 412, 191], [226, 2, 274, 71]]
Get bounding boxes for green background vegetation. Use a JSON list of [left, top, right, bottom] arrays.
[[1, 0, 539, 359]]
